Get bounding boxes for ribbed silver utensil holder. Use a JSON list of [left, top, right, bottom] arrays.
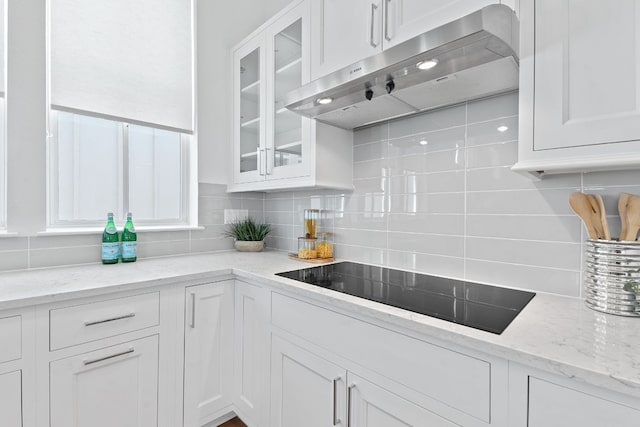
[[585, 239, 640, 316]]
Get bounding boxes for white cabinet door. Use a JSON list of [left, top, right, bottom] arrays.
[[533, 1, 640, 151], [515, 0, 640, 174], [265, 0, 313, 181], [528, 377, 640, 427], [50, 335, 159, 427], [384, 0, 496, 49], [310, 0, 383, 80], [347, 373, 457, 427], [183, 281, 234, 427], [234, 34, 267, 185], [270, 335, 347, 427], [234, 281, 269, 426], [0, 370, 21, 427]]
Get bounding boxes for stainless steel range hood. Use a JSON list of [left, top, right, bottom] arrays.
[[285, 4, 519, 130]]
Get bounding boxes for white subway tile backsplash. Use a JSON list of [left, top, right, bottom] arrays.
[[354, 140, 388, 162], [466, 92, 518, 124], [466, 214, 582, 242], [388, 104, 465, 138], [264, 93, 632, 298], [465, 259, 581, 297], [1, 183, 260, 271], [386, 250, 465, 279], [387, 126, 465, 157], [466, 166, 581, 192], [387, 232, 464, 258], [466, 116, 518, 147], [466, 141, 518, 169], [389, 171, 465, 194], [466, 188, 576, 215], [0, 250, 29, 272], [466, 237, 581, 270], [389, 193, 464, 214]]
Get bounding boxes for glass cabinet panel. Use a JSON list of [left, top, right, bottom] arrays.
[[239, 47, 261, 174], [272, 19, 303, 170]]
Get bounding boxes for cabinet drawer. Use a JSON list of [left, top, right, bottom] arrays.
[[272, 293, 491, 422], [0, 316, 21, 363], [50, 292, 160, 350]]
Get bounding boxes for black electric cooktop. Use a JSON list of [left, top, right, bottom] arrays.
[[276, 262, 535, 335]]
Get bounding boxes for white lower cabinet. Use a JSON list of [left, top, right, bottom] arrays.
[[0, 370, 22, 427], [270, 334, 457, 427], [509, 363, 640, 427], [183, 281, 234, 427], [234, 281, 270, 426], [49, 335, 159, 427], [347, 373, 457, 427], [270, 334, 346, 427]]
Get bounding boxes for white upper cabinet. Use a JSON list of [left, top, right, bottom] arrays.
[[310, 0, 383, 80], [311, 0, 510, 80], [514, 0, 640, 175], [230, 0, 353, 192]]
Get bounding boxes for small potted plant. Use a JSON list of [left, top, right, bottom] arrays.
[[224, 217, 271, 252]]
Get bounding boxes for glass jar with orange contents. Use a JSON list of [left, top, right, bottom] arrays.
[[316, 232, 334, 259], [297, 237, 317, 259], [304, 209, 319, 238]]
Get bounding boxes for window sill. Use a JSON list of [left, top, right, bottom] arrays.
[[40, 225, 205, 236], [0, 230, 19, 237]]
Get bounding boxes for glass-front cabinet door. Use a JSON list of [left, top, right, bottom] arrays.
[[234, 36, 266, 184], [266, 2, 311, 180]]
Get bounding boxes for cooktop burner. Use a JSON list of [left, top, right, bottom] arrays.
[[276, 262, 535, 334]]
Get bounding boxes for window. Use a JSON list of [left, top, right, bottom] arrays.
[[49, 111, 188, 226], [47, 0, 194, 227], [0, 0, 5, 228]]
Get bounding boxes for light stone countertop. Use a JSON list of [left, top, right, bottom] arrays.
[[0, 250, 639, 400]]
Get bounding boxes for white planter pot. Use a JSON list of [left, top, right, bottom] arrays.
[[234, 240, 265, 252]]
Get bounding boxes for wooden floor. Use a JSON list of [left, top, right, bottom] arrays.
[[220, 417, 247, 427]]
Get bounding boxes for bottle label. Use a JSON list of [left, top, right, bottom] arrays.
[[122, 242, 137, 259], [102, 242, 119, 261]]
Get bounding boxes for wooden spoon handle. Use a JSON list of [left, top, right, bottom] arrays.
[[619, 193, 631, 240], [595, 195, 611, 240], [587, 195, 605, 239]]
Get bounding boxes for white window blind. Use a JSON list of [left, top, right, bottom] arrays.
[[50, 0, 194, 132]]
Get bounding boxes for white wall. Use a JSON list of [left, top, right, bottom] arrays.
[[197, 0, 293, 184]]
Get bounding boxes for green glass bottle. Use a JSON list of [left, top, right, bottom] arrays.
[[121, 212, 137, 262], [101, 212, 119, 264]]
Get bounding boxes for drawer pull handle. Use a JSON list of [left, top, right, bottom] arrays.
[[347, 383, 356, 427], [190, 293, 196, 328], [83, 348, 134, 366], [333, 377, 341, 425], [84, 312, 136, 327]]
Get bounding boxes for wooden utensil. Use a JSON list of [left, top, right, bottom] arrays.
[[594, 194, 611, 240], [586, 194, 605, 239], [625, 195, 640, 241], [569, 192, 599, 239], [619, 193, 631, 240]]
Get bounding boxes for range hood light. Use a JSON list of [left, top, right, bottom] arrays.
[[416, 59, 439, 70], [317, 97, 333, 105], [419, 139, 428, 145], [497, 125, 509, 132]]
